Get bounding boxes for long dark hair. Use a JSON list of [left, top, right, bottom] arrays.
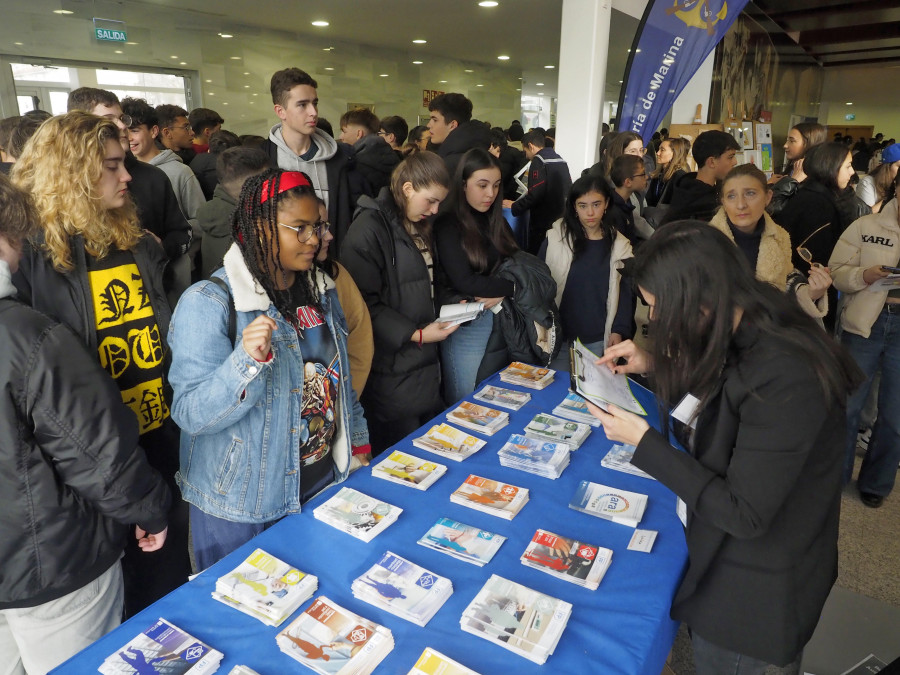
[[232, 168, 323, 328], [450, 148, 518, 272], [630, 221, 861, 412], [562, 174, 616, 259], [803, 142, 851, 197]]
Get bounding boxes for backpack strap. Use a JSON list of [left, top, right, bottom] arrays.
[[208, 276, 237, 346]]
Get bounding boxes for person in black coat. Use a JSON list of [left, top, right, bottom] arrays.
[[340, 152, 459, 455], [426, 93, 491, 178], [589, 222, 861, 673], [338, 107, 401, 197], [504, 129, 572, 254], [489, 128, 527, 201], [663, 130, 739, 225]]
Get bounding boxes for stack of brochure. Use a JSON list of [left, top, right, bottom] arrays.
[[212, 548, 318, 627], [99, 618, 224, 675], [600, 444, 656, 480], [371, 450, 446, 490], [450, 474, 529, 520], [313, 487, 402, 542], [276, 596, 393, 675], [569, 481, 648, 528], [439, 301, 485, 326], [552, 392, 601, 427], [417, 517, 506, 566], [473, 384, 531, 411], [351, 551, 453, 627], [446, 401, 509, 436], [524, 412, 591, 449], [499, 362, 556, 390], [407, 647, 482, 675], [459, 575, 572, 665], [520, 529, 613, 591], [497, 434, 570, 479], [412, 423, 486, 461]]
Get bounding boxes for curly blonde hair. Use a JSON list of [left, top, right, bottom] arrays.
[[11, 112, 140, 272]]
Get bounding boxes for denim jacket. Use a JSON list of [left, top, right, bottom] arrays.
[[168, 244, 368, 523]]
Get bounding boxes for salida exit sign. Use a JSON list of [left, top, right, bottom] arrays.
[[93, 18, 127, 42]]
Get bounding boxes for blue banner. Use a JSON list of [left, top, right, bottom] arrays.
[[616, 0, 749, 138]]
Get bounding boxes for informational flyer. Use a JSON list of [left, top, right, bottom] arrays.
[[569, 339, 646, 416]]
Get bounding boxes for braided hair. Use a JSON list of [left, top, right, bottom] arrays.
[[232, 168, 324, 328]]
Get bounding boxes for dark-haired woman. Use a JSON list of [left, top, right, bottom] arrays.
[[342, 152, 458, 455], [539, 174, 634, 356], [647, 137, 690, 207], [589, 221, 861, 674], [402, 125, 430, 157], [769, 122, 826, 218], [168, 169, 370, 569], [434, 149, 518, 402]]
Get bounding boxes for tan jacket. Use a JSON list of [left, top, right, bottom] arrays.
[[333, 261, 373, 397], [831, 199, 900, 338], [709, 209, 827, 320]]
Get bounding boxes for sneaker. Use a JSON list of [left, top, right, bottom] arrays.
[[859, 491, 884, 508], [857, 428, 871, 451]]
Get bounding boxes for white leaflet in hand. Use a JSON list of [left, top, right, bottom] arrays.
[[439, 302, 486, 325], [571, 339, 646, 415]]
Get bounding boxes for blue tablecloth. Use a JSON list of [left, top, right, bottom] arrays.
[[53, 370, 687, 675]]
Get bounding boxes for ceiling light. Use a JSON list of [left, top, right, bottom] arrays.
[[479, 1, 499, 6], [230, 56, 241, 60], [477, 84, 484, 87], [497, 55, 509, 61], [222, 102, 228, 105], [53, 9, 73, 14], [439, 80, 448, 83], [536, 82, 544, 86], [636, 49, 642, 53], [208, 92, 215, 96], [311, 20, 329, 27], [126, 41, 139, 45], [380, 73, 389, 77], [538, 92, 544, 95], [218, 33, 233, 38], [114, 50, 123, 54], [325, 67, 334, 71], [205, 79, 213, 83], [516, 88, 521, 91], [412, 39, 427, 44], [14, 42, 23, 46], [243, 72, 249, 75], [170, 55, 178, 59], [412, 60, 423, 64], [846, 102, 853, 105], [322, 47, 334, 51], [619, 80, 623, 83], [179, 61, 187, 65], [544, 65, 555, 69], [244, 85, 249, 88], [252, 93, 258, 96], [465, 69, 474, 73]]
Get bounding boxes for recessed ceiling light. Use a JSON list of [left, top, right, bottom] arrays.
[[14, 42, 23, 46], [126, 41, 138, 45], [205, 79, 213, 83], [516, 88, 521, 91], [218, 33, 233, 38], [497, 55, 509, 61], [439, 80, 448, 83], [479, 1, 499, 6], [179, 61, 187, 65], [114, 50, 123, 54], [412, 60, 423, 65], [243, 72, 249, 75], [536, 82, 544, 86], [544, 65, 555, 69], [322, 47, 334, 51], [53, 9, 73, 14], [476, 84, 484, 87], [538, 92, 543, 95], [252, 93, 258, 96], [846, 102, 853, 105], [465, 69, 474, 73], [208, 92, 215, 96], [379, 73, 389, 77], [243, 85, 249, 88], [170, 55, 178, 59], [618, 80, 623, 84], [222, 102, 228, 105], [324, 66, 334, 71], [230, 56, 241, 60], [412, 39, 427, 44], [636, 48, 642, 53], [311, 20, 329, 27]]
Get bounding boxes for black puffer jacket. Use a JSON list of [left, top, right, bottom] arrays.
[[352, 134, 401, 197], [489, 251, 562, 368], [0, 297, 170, 609], [341, 189, 443, 422], [435, 121, 492, 177]]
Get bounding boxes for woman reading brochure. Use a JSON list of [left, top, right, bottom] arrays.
[[588, 221, 860, 673]]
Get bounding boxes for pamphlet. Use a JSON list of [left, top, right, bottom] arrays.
[[313, 487, 402, 542], [569, 338, 646, 415], [520, 529, 613, 590], [371, 450, 446, 490], [407, 647, 482, 675], [439, 302, 486, 326], [417, 517, 506, 566], [411, 423, 486, 461], [449, 475, 529, 520], [99, 618, 224, 675]]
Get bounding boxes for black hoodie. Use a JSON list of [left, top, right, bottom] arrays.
[[662, 171, 720, 224], [435, 121, 492, 177], [351, 134, 401, 196]]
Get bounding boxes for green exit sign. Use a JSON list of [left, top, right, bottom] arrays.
[[845, 113, 856, 121], [95, 27, 127, 41], [93, 18, 126, 42]]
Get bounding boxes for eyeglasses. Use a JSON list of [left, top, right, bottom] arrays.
[[795, 223, 831, 268], [168, 123, 192, 132], [377, 130, 387, 136], [631, 173, 647, 179], [103, 113, 133, 127], [278, 220, 330, 243]]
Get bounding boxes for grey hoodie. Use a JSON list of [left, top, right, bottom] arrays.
[[148, 149, 206, 232], [268, 124, 338, 208]]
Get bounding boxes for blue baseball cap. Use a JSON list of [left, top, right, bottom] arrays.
[[882, 143, 900, 164]]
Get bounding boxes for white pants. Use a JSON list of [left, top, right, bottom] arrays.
[[0, 562, 123, 675]]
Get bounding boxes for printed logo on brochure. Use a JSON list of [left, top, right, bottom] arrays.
[[183, 643, 208, 661], [348, 625, 372, 644], [578, 546, 596, 560], [416, 573, 436, 589], [596, 493, 630, 513]]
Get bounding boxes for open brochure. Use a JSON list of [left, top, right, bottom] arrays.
[[439, 302, 486, 326], [569, 338, 646, 416]]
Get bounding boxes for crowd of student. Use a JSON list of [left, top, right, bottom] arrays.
[[0, 64, 897, 675]]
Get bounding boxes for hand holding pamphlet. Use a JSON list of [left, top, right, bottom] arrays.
[[569, 339, 646, 415], [439, 301, 485, 325]]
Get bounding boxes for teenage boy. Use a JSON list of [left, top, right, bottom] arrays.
[[339, 107, 399, 196], [379, 115, 409, 158], [503, 129, 572, 254], [66, 88, 192, 283], [156, 104, 196, 165], [188, 107, 224, 155], [427, 92, 491, 176], [0, 176, 171, 674], [262, 67, 353, 256], [607, 154, 653, 246], [663, 130, 739, 224]]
